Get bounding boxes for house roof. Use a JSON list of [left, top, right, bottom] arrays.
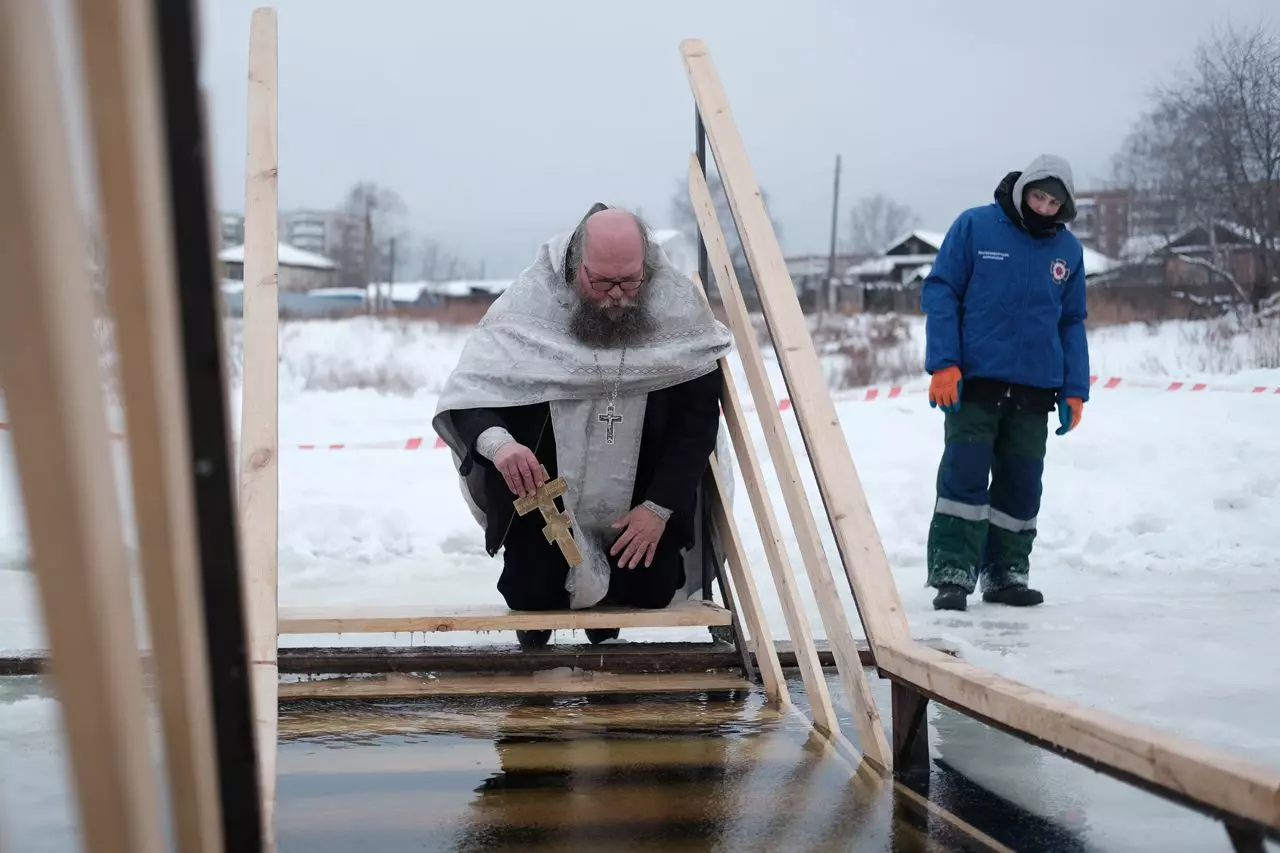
[[218, 241, 337, 270], [1167, 221, 1265, 250], [882, 229, 947, 255]]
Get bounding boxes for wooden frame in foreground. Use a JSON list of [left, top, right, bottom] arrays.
[[680, 37, 1280, 843], [0, 0, 262, 851]]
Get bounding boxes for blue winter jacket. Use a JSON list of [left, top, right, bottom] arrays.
[[921, 194, 1091, 402]]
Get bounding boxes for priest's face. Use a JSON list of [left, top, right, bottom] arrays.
[[569, 218, 655, 346]]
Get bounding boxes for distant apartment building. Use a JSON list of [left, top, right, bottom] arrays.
[[1071, 189, 1180, 259], [280, 208, 349, 258], [219, 212, 244, 249]]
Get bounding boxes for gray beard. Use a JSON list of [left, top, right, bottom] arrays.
[[568, 292, 655, 347]]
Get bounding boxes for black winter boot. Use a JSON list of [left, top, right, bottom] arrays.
[[932, 584, 968, 611], [516, 630, 552, 649], [982, 586, 1044, 607], [585, 628, 620, 645]]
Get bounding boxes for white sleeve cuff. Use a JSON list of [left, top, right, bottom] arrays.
[[642, 500, 673, 521], [475, 426, 516, 460]]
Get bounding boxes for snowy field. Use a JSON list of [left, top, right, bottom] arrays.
[[2, 314, 1279, 801]]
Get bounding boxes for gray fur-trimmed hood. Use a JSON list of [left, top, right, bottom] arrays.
[[1010, 154, 1077, 224]]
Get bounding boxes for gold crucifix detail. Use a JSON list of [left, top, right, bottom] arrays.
[[512, 465, 583, 567]]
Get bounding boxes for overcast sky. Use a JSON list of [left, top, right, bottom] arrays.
[[198, 0, 1279, 276]]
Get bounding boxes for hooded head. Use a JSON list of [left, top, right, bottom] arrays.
[[995, 154, 1078, 238]]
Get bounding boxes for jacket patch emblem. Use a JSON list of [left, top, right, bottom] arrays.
[[1050, 258, 1069, 283]]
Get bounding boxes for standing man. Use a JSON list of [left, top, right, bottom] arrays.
[[920, 154, 1090, 611], [433, 204, 732, 647]]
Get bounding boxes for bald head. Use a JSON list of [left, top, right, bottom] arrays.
[[567, 207, 657, 346], [583, 209, 645, 274]]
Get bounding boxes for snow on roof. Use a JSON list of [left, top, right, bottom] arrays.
[[218, 241, 337, 270], [1082, 246, 1120, 276], [1120, 233, 1170, 261], [905, 263, 933, 283], [365, 282, 429, 303], [882, 229, 947, 254], [848, 257, 897, 277], [416, 278, 512, 298], [308, 287, 367, 300], [846, 254, 936, 277]]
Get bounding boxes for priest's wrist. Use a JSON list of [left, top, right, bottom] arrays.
[[476, 426, 516, 461]]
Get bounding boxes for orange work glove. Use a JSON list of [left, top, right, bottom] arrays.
[[928, 366, 963, 412], [1056, 397, 1084, 435]]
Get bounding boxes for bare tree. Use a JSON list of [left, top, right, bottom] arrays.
[[1114, 22, 1280, 316], [329, 181, 410, 288], [846, 194, 920, 254], [413, 235, 467, 281], [669, 170, 782, 298]]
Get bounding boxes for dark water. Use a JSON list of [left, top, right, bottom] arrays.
[[0, 671, 1270, 851], [277, 688, 964, 853]]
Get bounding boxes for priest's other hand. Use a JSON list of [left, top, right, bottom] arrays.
[[610, 505, 667, 569], [493, 443, 545, 497]]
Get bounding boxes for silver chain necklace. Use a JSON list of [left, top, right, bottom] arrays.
[[592, 347, 627, 444]]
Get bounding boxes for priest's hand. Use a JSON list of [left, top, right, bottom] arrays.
[[493, 443, 545, 497], [610, 505, 667, 569]]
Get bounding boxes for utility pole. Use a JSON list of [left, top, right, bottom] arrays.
[[363, 195, 376, 313], [387, 236, 397, 312], [826, 153, 842, 317]]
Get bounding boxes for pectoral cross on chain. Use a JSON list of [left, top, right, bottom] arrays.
[[512, 465, 583, 567], [598, 405, 623, 444]]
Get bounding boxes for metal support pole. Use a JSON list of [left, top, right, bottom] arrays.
[[153, 1, 265, 849], [694, 106, 715, 603], [892, 682, 931, 792], [695, 108, 710, 296]]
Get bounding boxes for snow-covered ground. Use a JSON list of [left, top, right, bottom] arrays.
[[1, 315, 1279, 832]]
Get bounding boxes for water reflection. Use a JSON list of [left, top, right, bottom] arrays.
[[277, 689, 953, 852]]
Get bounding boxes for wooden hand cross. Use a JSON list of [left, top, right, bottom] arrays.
[[512, 465, 582, 567]]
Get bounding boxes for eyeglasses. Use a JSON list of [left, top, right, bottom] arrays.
[[583, 265, 643, 293]]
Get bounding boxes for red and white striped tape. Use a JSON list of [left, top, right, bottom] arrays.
[[1, 375, 1275, 451], [1087, 375, 1280, 394]]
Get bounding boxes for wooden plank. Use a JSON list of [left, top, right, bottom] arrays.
[[72, 1, 223, 850], [238, 8, 279, 849], [687, 156, 892, 770], [877, 640, 1280, 835], [278, 671, 752, 700], [0, 637, 964, 677], [279, 702, 782, 740], [278, 599, 733, 634], [0, 4, 166, 851], [708, 355, 838, 735], [681, 39, 909, 651], [707, 452, 789, 706]]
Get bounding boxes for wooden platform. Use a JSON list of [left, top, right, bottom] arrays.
[[276, 599, 733, 635], [278, 671, 753, 700]]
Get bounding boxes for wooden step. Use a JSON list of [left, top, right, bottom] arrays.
[[276, 599, 733, 635], [278, 670, 752, 700]]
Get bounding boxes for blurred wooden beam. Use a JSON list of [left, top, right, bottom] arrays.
[[0, 3, 165, 851], [73, 0, 223, 848]]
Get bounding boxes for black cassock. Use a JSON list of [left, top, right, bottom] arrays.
[[451, 366, 723, 611]]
